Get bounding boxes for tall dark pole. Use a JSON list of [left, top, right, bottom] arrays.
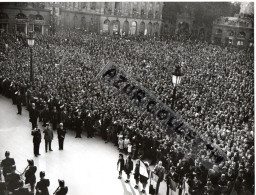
[[30, 47, 33, 86], [171, 86, 176, 110]]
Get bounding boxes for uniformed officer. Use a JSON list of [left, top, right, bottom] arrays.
[[57, 123, 66, 150], [24, 159, 37, 192], [0, 151, 15, 181], [35, 171, 50, 195], [54, 180, 68, 195], [31, 128, 42, 157]]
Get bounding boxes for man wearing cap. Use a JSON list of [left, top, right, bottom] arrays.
[[32, 128, 42, 157], [0, 151, 15, 180], [43, 123, 53, 152], [35, 171, 50, 195], [57, 123, 66, 150], [25, 159, 37, 192], [54, 180, 68, 195]]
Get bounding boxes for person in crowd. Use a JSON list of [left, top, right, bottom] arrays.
[[54, 179, 68, 195], [51, 106, 59, 131], [32, 128, 41, 157], [134, 159, 140, 190], [139, 161, 150, 194], [41, 105, 50, 127], [153, 161, 165, 195], [16, 90, 22, 115], [165, 166, 179, 195], [0, 151, 15, 181], [29, 103, 39, 130], [75, 112, 82, 138], [24, 159, 37, 192], [117, 154, 125, 179], [124, 155, 133, 183], [6, 165, 20, 192], [35, 171, 50, 195], [57, 123, 66, 150], [43, 123, 53, 152], [13, 180, 30, 195]]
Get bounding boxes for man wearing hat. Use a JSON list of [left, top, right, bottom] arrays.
[[32, 128, 42, 157], [25, 159, 37, 192], [35, 171, 50, 195], [0, 151, 15, 180], [54, 180, 68, 195], [43, 123, 53, 152]]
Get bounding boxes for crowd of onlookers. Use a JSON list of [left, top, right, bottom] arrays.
[[0, 29, 254, 194]]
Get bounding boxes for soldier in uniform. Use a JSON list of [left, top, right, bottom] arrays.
[[57, 123, 66, 150], [43, 123, 53, 152], [29, 103, 39, 130], [0, 151, 15, 181], [24, 159, 37, 192], [32, 128, 41, 157], [35, 171, 50, 195], [54, 180, 68, 195]]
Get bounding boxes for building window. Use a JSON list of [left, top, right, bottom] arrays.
[[238, 31, 246, 38], [216, 29, 222, 35], [16, 13, 27, 19], [90, 2, 96, 10], [227, 30, 234, 36], [237, 40, 244, 45]]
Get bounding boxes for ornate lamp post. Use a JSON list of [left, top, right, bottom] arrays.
[[171, 65, 183, 109], [27, 32, 35, 86]]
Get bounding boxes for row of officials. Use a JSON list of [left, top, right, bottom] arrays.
[[0, 151, 68, 195]]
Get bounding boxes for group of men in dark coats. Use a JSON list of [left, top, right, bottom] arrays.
[[0, 151, 68, 195]]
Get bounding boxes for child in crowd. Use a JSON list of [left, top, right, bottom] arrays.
[[117, 154, 125, 179]]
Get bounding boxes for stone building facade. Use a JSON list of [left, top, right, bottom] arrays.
[[0, 2, 50, 35], [57, 2, 163, 36], [0, 2, 163, 36], [211, 13, 254, 47]]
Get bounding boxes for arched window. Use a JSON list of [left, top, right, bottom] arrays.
[[35, 14, 44, 20], [227, 30, 234, 36], [16, 13, 27, 19], [0, 12, 9, 19]]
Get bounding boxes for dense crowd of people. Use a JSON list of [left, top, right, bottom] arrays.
[[0, 29, 254, 195]]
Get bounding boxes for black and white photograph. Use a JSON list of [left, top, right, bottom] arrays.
[[0, 1, 254, 195]]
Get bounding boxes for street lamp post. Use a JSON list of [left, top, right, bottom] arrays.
[[171, 65, 183, 110], [27, 32, 35, 86]]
